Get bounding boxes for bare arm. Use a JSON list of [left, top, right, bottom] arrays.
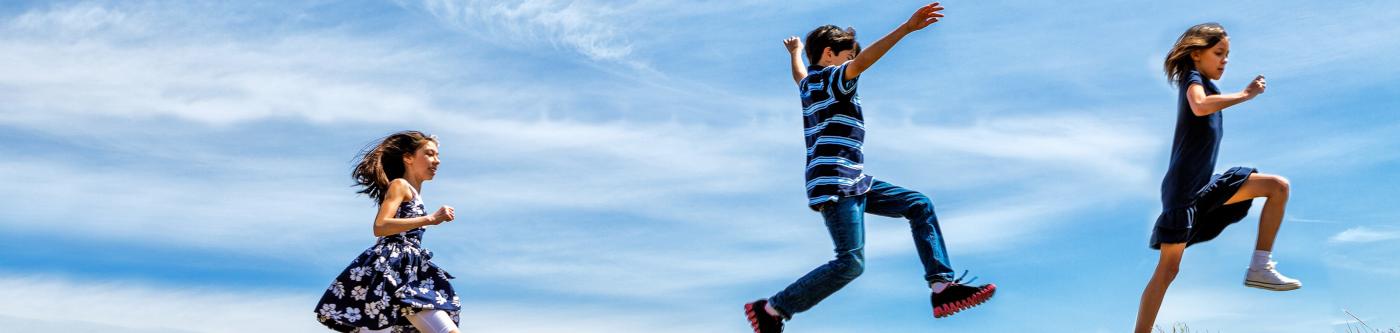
[[844, 2, 945, 81], [1186, 75, 1266, 116], [1134, 242, 1186, 333], [373, 179, 455, 237], [784, 36, 807, 85]]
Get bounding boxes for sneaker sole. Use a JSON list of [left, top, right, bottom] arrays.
[[933, 284, 997, 318], [743, 302, 765, 333], [1245, 280, 1301, 291]]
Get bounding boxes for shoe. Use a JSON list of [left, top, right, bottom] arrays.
[[1244, 261, 1302, 291], [931, 270, 996, 318], [744, 299, 784, 333]]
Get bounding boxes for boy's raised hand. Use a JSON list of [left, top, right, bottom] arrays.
[[902, 2, 945, 33], [784, 36, 808, 84], [843, 2, 944, 80], [784, 36, 803, 55]]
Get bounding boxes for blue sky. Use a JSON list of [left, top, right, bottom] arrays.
[[1, 0, 1398, 332]]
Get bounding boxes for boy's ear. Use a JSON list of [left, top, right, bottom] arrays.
[[821, 47, 835, 61]]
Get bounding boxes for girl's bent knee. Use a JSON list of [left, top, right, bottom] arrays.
[[1274, 176, 1291, 196]]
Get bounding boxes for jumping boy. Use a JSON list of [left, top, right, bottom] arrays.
[[745, 3, 996, 332]]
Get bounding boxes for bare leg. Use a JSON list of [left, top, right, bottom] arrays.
[[1135, 242, 1186, 333], [406, 309, 459, 333], [1223, 173, 1290, 252]]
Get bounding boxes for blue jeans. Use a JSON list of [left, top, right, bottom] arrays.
[[768, 179, 954, 317]]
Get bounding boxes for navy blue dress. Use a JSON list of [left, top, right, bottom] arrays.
[[315, 190, 460, 332], [1151, 69, 1257, 249]]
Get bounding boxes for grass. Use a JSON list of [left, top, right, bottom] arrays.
[[1155, 322, 1215, 333], [1153, 310, 1400, 333], [1342, 310, 1399, 333]]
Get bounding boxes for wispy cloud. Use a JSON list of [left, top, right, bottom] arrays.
[[0, 2, 458, 127], [0, 273, 320, 332], [0, 1, 1168, 309], [0, 273, 728, 333], [5, 1, 1400, 332], [1155, 286, 1337, 333], [8, 1, 142, 35], [1329, 226, 1400, 244], [413, 0, 635, 64]]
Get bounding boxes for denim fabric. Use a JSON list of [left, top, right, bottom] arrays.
[[769, 179, 954, 316]]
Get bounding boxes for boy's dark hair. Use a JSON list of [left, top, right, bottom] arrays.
[[804, 25, 860, 65]]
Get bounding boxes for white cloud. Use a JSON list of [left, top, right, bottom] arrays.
[[6, 2, 1399, 332], [1246, 2, 1400, 79], [0, 273, 730, 333], [407, 110, 1164, 301], [8, 2, 141, 36], [875, 113, 1160, 188], [0, 109, 1165, 303], [415, 0, 635, 64], [1155, 286, 1337, 333], [0, 1, 573, 129], [0, 14, 439, 127], [0, 273, 321, 332], [1330, 226, 1400, 244]]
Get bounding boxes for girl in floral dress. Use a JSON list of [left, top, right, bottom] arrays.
[[316, 131, 462, 333]]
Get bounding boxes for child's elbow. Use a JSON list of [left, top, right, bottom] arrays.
[[372, 222, 390, 237], [1188, 104, 1215, 117]]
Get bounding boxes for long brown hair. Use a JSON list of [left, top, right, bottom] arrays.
[[352, 130, 438, 204], [1163, 22, 1228, 85]]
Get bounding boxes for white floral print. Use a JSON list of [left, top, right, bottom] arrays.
[[349, 266, 369, 282], [315, 193, 459, 332], [343, 307, 362, 322], [351, 285, 368, 301]]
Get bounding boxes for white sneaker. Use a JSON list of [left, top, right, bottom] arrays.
[[1244, 261, 1302, 291]]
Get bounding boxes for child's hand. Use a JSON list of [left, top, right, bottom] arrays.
[[429, 205, 455, 225], [901, 2, 945, 33], [784, 36, 803, 55], [1244, 75, 1266, 97]]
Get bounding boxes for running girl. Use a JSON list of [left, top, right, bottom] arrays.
[[316, 131, 462, 333]]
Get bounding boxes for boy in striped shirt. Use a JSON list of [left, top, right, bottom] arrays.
[[745, 4, 995, 332]]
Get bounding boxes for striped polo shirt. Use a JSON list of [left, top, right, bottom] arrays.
[[799, 61, 873, 209]]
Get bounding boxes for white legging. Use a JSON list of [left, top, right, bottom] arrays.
[[358, 310, 456, 333]]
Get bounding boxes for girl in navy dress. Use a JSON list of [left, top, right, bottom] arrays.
[[1134, 23, 1300, 333], [316, 131, 462, 333]]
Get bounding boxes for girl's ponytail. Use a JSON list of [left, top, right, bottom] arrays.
[[352, 131, 437, 204]]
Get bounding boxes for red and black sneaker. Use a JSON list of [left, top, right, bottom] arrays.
[[743, 299, 785, 333], [930, 270, 996, 318]]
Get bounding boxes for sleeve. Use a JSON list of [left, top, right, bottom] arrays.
[[802, 66, 831, 92], [1183, 70, 1204, 88], [831, 61, 859, 98]]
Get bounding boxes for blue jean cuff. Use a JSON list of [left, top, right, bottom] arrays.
[[765, 297, 793, 319]]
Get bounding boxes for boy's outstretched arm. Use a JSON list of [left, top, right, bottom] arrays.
[[784, 36, 807, 85], [845, 2, 944, 81]]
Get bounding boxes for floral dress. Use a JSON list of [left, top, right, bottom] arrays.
[[315, 190, 460, 332]]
